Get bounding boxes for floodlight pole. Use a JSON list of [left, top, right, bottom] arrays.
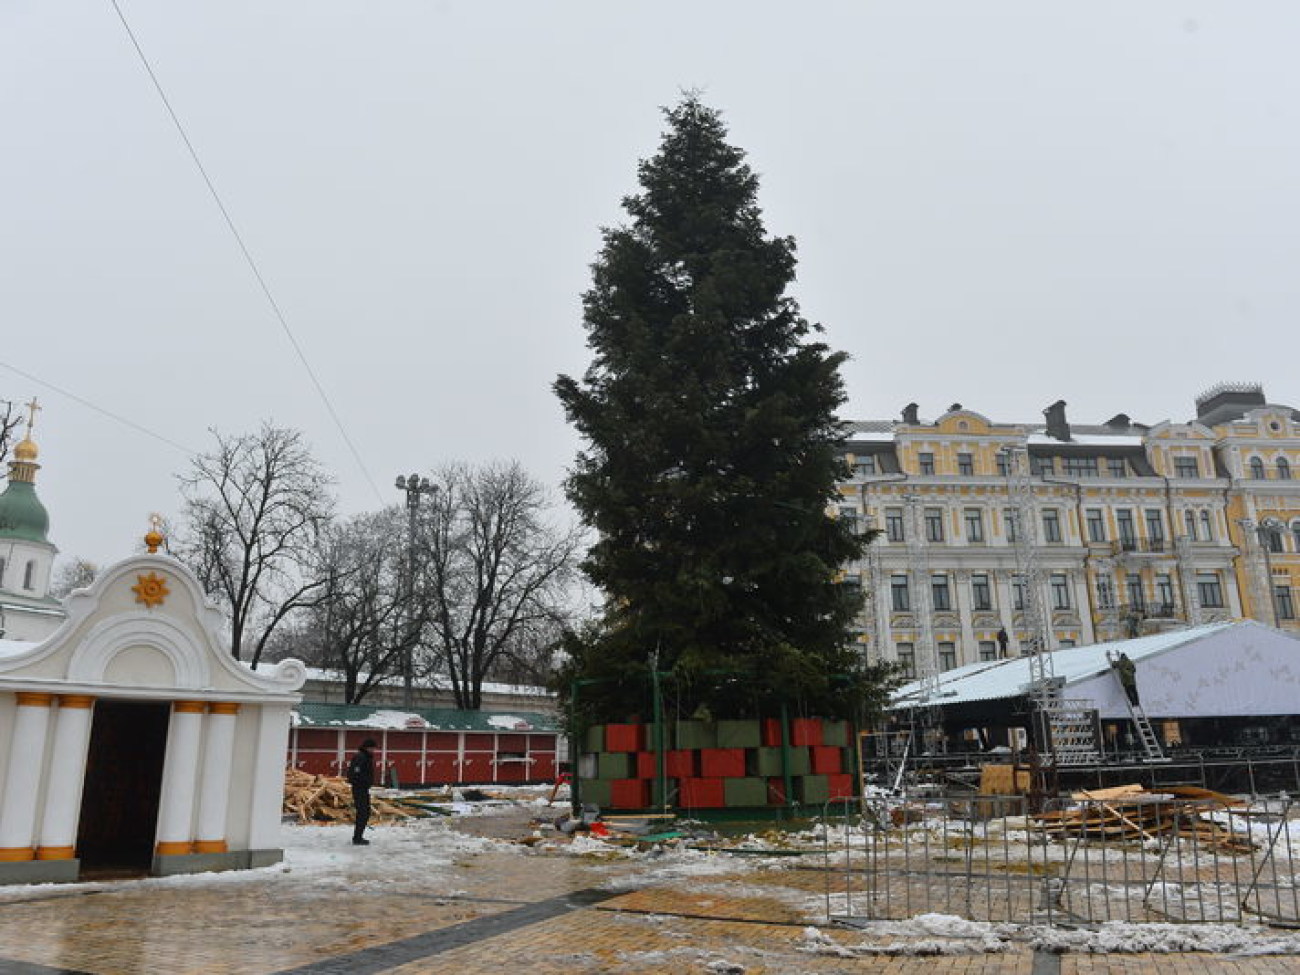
[[395, 473, 437, 707]]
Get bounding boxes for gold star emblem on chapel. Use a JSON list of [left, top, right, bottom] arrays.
[[132, 572, 170, 608]]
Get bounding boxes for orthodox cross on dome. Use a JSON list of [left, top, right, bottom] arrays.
[[145, 512, 166, 553], [23, 397, 40, 435]]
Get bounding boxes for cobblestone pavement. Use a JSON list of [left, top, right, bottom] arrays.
[[0, 810, 1296, 974]]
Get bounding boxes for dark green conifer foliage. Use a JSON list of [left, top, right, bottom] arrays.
[[555, 97, 879, 721]]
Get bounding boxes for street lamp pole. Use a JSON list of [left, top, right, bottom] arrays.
[[395, 473, 437, 707]]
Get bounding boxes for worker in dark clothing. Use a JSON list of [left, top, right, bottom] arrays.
[[346, 738, 377, 845], [996, 628, 1009, 658], [1111, 652, 1140, 706]]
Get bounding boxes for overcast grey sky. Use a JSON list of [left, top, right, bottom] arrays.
[[3, 2, 1298, 568]]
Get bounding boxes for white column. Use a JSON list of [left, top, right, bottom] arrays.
[[154, 700, 205, 857], [194, 703, 239, 854], [246, 704, 292, 852], [0, 692, 55, 861], [35, 695, 96, 860]]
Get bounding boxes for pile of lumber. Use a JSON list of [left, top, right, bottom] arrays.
[[1033, 784, 1254, 853], [283, 769, 426, 825]]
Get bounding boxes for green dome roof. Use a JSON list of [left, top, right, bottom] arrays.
[[0, 479, 50, 543]]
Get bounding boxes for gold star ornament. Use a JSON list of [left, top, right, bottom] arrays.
[[132, 572, 170, 608]]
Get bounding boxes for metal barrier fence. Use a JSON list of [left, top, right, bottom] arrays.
[[822, 792, 1300, 927]]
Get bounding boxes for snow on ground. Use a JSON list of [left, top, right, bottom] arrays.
[[798, 915, 1300, 957], [0, 818, 504, 904]]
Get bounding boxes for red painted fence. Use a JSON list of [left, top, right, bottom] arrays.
[[288, 727, 561, 787]]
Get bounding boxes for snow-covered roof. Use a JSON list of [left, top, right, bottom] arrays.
[[0, 639, 37, 660], [292, 702, 560, 732], [1026, 433, 1145, 447], [893, 621, 1240, 707]]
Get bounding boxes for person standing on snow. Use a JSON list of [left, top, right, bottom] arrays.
[[346, 738, 377, 845]]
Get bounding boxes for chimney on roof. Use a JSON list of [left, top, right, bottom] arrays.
[[948, 403, 962, 413], [1105, 413, 1131, 429], [901, 403, 920, 425], [1044, 400, 1071, 442]]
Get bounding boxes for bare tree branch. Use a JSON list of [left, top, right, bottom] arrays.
[[417, 461, 583, 709], [174, 423, 334, 664]]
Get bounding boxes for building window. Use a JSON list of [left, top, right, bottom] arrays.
[[919, 452, 935, 476], [891, 575, 911, 611], [1062, 456, 1098, 477], [1126, 573, 1144, 611], [971, 573, 992, 611], [938, 642, 957, 671], [1004, 508, 1020, 543], [1042, 509, 1062, 543], [1200, 510, 1213, 540], [1250, 457, 1266, 479], [931, 574, 952, 611], [1196, 572, 1224, 609], [958, 452, 974, 476], [0, 557, 5, 587], [978, 641, 998, 661], [964, 508, 984, 543], [885, 508, 904, 542], [1276, 586, 1296, 621], [924, 508, 944, 542], [896, 643, 916, 679], [1012, 576, 1026, 611], [1085, 509, 1106, 543], [1031, 456, 1055, 476], [1265, 527, 1285, 553], [1174, 456, 1199, 478], [1184, 509, 1197, 540], [855, 456, 877, 476], [1050, 573, 1071, 610], [1117, 509, 1136, 548], [1058, 640, 1076, 649], [1097, 576, 1116, 610], [23, 560, 35, 590], [1279, 458, 1293, 480], [1293, 521, 1300, 551], [1108, 458, 1128, 478], [1155, 574, 1175, 615], [996, 453, 1009, 477], [1145, 510, 1165, 549]]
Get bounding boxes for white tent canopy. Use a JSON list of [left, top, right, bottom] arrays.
[[893, 621, 1300, 721]]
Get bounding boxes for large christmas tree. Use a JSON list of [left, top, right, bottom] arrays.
[[555, 97, 878, 721]]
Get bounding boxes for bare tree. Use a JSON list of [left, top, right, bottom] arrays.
[[51, 558, 99, 598], [304, 509, 420, 704], [0, 399, 23, 465], [416, 461, 583, 709], [176, 424, 334, 667]]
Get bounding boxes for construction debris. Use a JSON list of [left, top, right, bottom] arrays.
[[282, 769, 427, 825], [1032, 783, 1254, 853]]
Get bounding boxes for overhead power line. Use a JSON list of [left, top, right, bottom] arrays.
[[0, 360, 198, 456], [107, 0, 385, 505]]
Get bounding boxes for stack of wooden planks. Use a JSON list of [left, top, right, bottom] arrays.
[[1033, 783, 1254, 853], [283, 769, 426, 825]]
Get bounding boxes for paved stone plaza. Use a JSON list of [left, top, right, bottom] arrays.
[[0, 806, 1297, 975]]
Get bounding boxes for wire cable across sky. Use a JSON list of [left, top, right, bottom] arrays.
[[106, 0, 385, 505]]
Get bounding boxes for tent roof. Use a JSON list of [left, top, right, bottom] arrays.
[[892, 620, 1250, 708]]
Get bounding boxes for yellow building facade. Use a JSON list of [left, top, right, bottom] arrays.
[[837, 383, 1300, 676]]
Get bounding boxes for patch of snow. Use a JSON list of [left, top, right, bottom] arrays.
[[0, 638, 37, 659], [486, 714, 533, 730]]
